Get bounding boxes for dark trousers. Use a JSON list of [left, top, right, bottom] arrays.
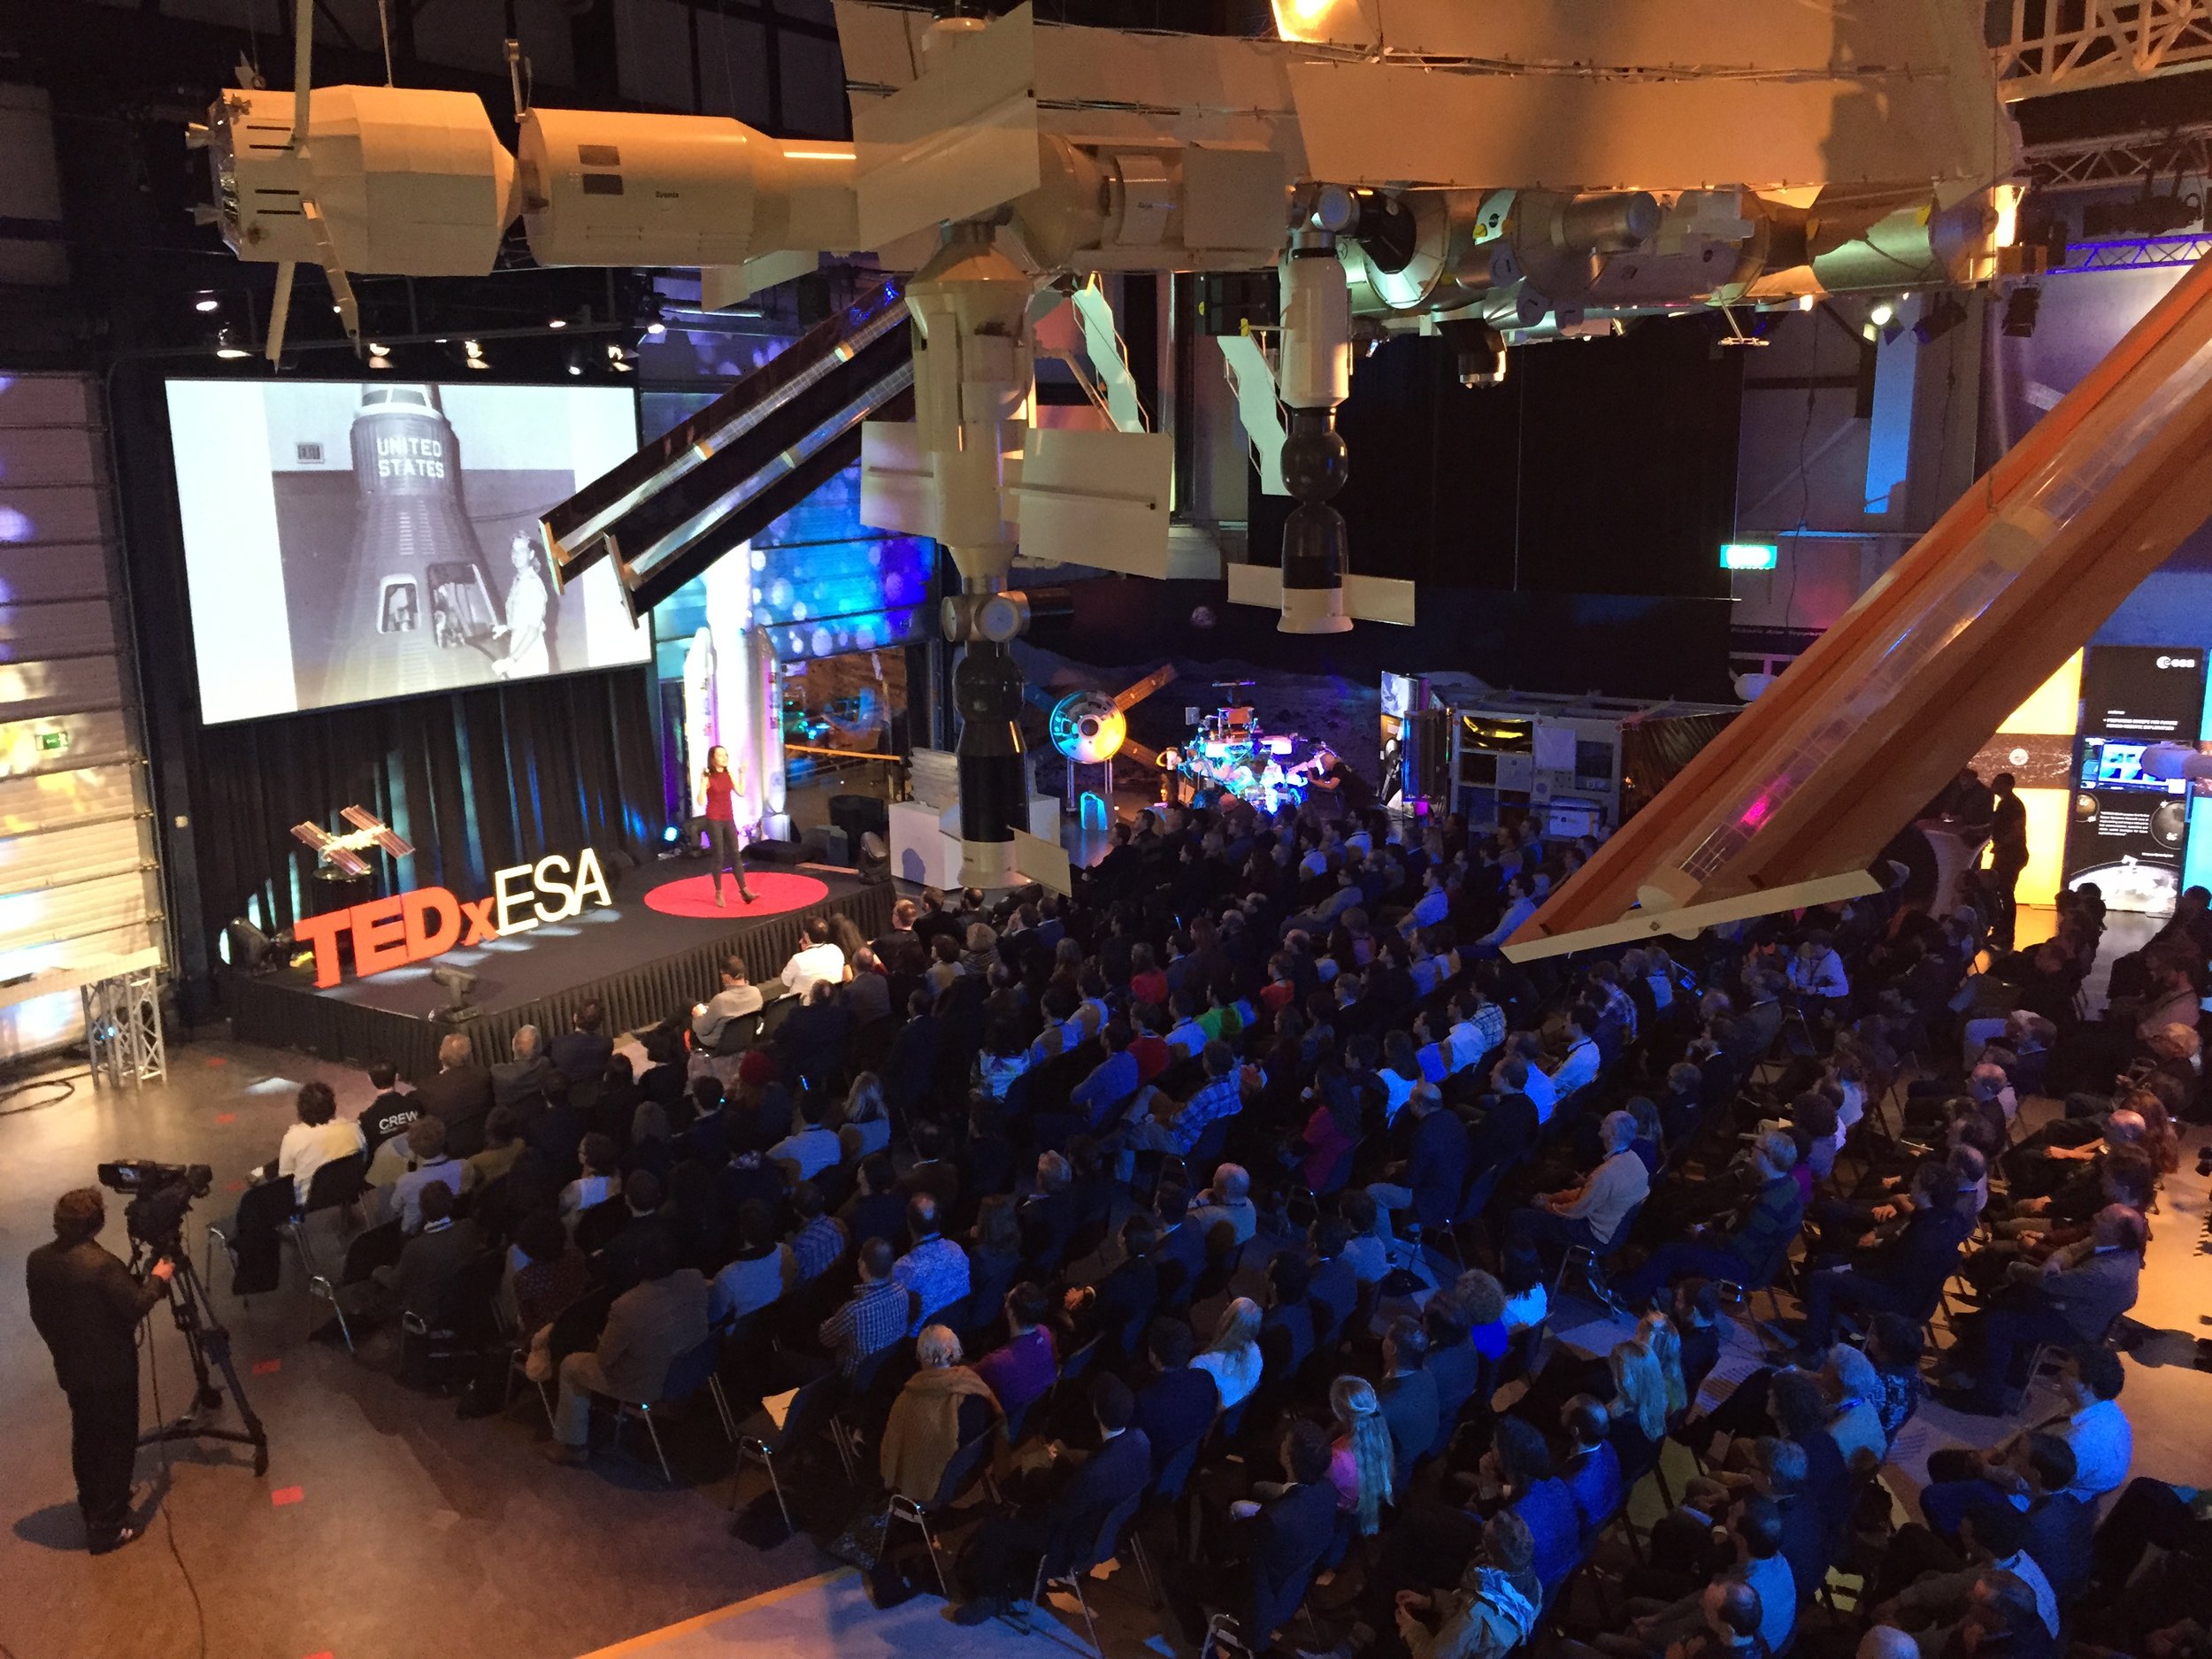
[[1801, 1265, 1912, 1351], [1507, 1207, 1605, 1275], [2094, 1478, 2211, 1589], [1614, 1242, 1747, 1310], [66, 1378, 141, 1540], [1962, 1299, 2079, 1407], [705, 818, 749, 892]]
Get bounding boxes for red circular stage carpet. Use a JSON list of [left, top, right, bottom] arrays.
[[641, 870, 831, 919]]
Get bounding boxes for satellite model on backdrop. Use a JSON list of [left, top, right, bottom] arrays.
[[289, 805, 414, 876]]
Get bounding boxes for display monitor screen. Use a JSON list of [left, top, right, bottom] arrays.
[[165, 379, 649, 724]]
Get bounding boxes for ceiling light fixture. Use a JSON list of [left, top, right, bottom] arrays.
[[194, 291, 220, 313], [212, 326, 249, 360]]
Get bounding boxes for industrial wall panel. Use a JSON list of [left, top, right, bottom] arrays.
[[0, 544, 111, 602], [0, 866, 159, 956], [0, 818, 144, 895], [0, 424, 100, 486], [0, 763, 143, 836], [0, 708, 132, 775], [0, 372, 161, 1061], [0, 655, 125, 720], [0, 600, 116, 662], [0, 373, 92, 428], [0, 486, 103, 545]]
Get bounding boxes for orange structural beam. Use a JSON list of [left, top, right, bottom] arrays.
[[1509, 251, 2212, 959]]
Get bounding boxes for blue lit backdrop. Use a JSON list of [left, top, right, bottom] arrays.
[[639, 391, 934, 671]]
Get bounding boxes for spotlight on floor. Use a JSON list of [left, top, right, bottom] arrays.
[[429, 963, 480, 1022]]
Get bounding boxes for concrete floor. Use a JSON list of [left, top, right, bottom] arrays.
[[0, 1040, 833, 1659]]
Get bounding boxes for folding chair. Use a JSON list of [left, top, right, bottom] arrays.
[[1028, 1492, 1142, 1657], [733, 1371, 850, 1535], [883, 1424, 996, 1597], [608, 1333, 737, 1483]]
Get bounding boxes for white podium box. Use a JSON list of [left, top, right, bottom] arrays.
[[888, 797, 1062, 889]]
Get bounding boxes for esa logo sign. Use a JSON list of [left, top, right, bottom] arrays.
[[2156, 655, 2200, 670], [292, 849, 612, 987]]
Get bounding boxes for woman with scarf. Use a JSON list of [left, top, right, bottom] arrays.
[[1394, 1509, 1541, 1659], [879, 1325, 999, 1503]]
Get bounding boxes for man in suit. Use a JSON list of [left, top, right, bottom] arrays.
[[1378, 1317, 1440, 1489], [951, 1374, 1154, 1624], [1798, 1164, 1973, 1355], [545, 1230, 709, 1464], [490, 1025, 558, 1111], [1376, 1085, 1473, 1233], [1176, 1419, 1341, 1647], [1132, 1317, 1219, 1479], [27, 1187, 172, 1552], [1468, 1060, 1540, 1174], [1937, 1205, 2143, 1413], [415, 1032, 495, 1159], [549, 999, 614, 1083]]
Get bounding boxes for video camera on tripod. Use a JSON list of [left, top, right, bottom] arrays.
[[96, 1157, 268, 1473], [97, 1158, 213, 1261]]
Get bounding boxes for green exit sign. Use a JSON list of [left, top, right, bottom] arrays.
[[37, 731, 69, 754], [1720, 541, 1780, 571]]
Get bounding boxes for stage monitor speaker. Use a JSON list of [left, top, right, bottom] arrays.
[[749, 837, 805, 864], [801, 825, 852, 866]]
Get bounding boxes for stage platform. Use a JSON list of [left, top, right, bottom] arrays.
[[228, 863, 893, 1081]]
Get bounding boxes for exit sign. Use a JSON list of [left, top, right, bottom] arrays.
[[1720, 541, 1780, 571], [37, 731, 69, 754]]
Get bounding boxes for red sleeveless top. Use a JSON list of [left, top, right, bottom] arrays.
[[704, 770, 736, 823]]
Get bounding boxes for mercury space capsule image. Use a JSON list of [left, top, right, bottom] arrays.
[[316, 382, 521, 705]]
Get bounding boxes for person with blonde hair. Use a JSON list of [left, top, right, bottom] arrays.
[[1329, 1374, 1397, 1535], [879, 1324, 998, 1502], [838, 1071, 890, 1161], [1639, 1310, 1689, 1418], [1193, 1296, 1265, 1409], [1606, 1337, 1670, 1486]]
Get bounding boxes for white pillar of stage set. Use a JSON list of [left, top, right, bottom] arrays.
[[702, 552, 787, 839]]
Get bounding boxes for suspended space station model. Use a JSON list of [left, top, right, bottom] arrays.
[[199, 0, 2090, 951]]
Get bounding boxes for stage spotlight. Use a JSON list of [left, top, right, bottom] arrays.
[[661, 825, 680, 844], [856, 830, 890, 885], [212, 326, 249, 359], [367, 342, 391, 370], [2003, 284, 2042, 338], [1869, 301, 1893, 327], [223, 917, 289, 974], [565, 346, 585, 376], [194, 291, 220, 313], [464, 338, 488, 370], [428, 962, 480, 1023], [548, 316, 568, 329], [605, 342, 634, 373], [1913, 294, 1968, 345]]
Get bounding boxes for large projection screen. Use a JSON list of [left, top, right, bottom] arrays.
[[165, 379, 649, 724]]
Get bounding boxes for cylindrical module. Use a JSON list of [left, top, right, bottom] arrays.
[[953, 641, 1025, 887]]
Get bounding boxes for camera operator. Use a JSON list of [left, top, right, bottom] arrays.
[[26, 1187, 173, 1552]]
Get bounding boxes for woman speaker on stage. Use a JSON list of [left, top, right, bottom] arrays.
[[702, 745, 758, 907]]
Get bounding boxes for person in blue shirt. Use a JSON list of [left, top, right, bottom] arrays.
[[1490, 1417, 1583, 1596], [1559, 1394, 1624, 1542]]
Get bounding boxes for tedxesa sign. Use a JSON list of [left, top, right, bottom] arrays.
[[293, 849, 612, 987]]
